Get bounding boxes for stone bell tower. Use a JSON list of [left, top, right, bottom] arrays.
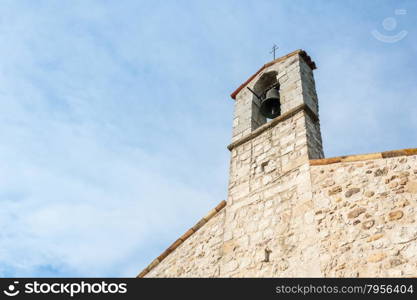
[[139, 49, 417, 278], [221, 49, 325, 277]]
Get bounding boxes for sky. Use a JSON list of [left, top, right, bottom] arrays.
[[0, 0, 416, 277]]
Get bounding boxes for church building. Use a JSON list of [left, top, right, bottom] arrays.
[[138, 50, 417, 277]]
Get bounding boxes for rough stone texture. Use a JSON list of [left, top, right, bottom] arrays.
[[221, 110, 321, 277], [145, 209, 226, 277], [145, 153, 417, 278], [311, 155, 417, 277]]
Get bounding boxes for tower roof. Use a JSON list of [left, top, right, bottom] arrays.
[[230, 49, 316, 100]]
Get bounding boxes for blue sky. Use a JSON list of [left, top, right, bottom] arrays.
[[0, 0, 416, 277]]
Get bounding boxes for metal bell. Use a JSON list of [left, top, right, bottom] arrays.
[[260, 87, 281, 119]]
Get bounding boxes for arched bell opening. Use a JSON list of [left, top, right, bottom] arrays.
[[249, 71, 281, 130]]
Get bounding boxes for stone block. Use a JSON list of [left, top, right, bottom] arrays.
[[388, 210, 404, 221], [405, 181, 417, 193], [345, 188, 360, 198], [368, 253, 386, 263], [347, 207, 366, 219]]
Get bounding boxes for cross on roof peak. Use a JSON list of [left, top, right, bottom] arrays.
[[270, 44, 279, 60]]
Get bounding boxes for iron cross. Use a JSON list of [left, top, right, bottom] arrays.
[[270, 44, 279, 60]]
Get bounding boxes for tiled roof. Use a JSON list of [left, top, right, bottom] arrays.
[[310, 148, 417, 166]]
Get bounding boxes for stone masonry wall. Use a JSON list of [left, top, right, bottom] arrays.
[[221, 109, 322, 277], [145, 210, 225, 277], [305, 112, 324, 160], [143, 152, 417, 278], [311, 155, 417, 277]]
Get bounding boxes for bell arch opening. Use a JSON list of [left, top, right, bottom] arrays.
[[251, 71, 280, 130]]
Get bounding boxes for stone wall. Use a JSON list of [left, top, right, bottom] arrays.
[[143, 153, 417, 278], [145, 209, 225, 277], [311, 155, 417, 277], [221, 108, 322, 277]]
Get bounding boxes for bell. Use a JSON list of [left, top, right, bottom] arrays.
[[260, 87, 281, 119]]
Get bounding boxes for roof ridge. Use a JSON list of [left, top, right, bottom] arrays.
[[230, 49, 316, 100], [310, 148, 417, 166]]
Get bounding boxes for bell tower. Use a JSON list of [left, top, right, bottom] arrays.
[[221, 50, 325, 277], [229, 49, 323, 159]]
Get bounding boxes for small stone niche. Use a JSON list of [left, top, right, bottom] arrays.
[[261, 161, 269, 172], [263, 247, 272, 262]]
